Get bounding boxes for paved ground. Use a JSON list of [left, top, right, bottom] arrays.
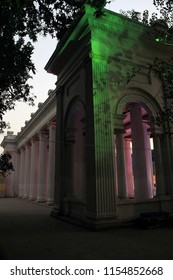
[[0, 198, 173, 260]]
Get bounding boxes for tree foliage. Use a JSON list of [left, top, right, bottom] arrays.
[[152, 1, 173, 123], [120, 1, 173, 129], [153, 0, 173, 25], [0, 153, 14, 177], [0, 0, 107, 132]]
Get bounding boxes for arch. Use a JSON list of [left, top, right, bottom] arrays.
[[115, 88, 163, 120], [64, 96, 86, 126], [113, 88, 165, 201], [64, 98, 86, 201]]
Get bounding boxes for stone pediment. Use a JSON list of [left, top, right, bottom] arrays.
[[46, 4, 172, 80]]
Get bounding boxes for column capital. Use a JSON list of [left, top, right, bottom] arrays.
[[20, 145, 26, 152], [113, 114, 124, 130], [56, 85, 64, 97], [65, 127, 76, 144], [124, 137, 132, 142], [89, 51, 107, 62], [114, 128, 125, 134], [47, 120, 56, 129], [25, 141, 31, 148], [152, 126, 163, 137], [30, 136, 39, 143], [38, 129, 48, 137]]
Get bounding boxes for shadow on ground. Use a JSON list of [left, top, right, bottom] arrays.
[[0, 198, 173, 260]]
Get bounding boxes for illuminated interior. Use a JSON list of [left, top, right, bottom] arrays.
[[114, 103, 156, 200]]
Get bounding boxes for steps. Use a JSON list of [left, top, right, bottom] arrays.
[[135, 211, 173, 229]]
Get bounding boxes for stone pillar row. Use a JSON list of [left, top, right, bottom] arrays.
[[18, 122, 56, 204], [114, 103, 165, 200]]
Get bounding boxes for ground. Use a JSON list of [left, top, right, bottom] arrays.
[[0, 198, 173, 260]]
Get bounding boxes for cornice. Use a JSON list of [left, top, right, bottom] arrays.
[[16, 90, 56, 148]]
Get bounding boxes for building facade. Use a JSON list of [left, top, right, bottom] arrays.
[[1, 91, 56, 204], [1, 5, 173, 228]]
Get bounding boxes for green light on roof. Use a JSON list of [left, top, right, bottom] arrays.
[[155, 38, 160, 42]]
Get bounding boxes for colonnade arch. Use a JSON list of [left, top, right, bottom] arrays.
[[64, 99, 86, 201], [114, 90, 165, 201]]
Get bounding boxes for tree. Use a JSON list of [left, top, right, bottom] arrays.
[[154, 0, 173, 13], [120, 1, 173, 129], [0, 153, 14, 177], [0, 0, 107, 132], [147, 1, 173, 128]]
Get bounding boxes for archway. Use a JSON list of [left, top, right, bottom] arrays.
[[64, 100, 86, 201], [114, 90, 164, 200], [123, 102, 155, 199]]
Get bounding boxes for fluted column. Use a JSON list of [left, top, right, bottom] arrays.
[[130, 104, 152, 200], [47, 123, 56, 205], [37, 131, 48, 202], [153, 132, 165, 196], [5, 152, 14, 197], [29, 138, 39, 200], [87, 56, 116, 218], [124, 139, 134, 197], [14, 151, 20, 196], [19, 148, 25, 197], [115, 129, 127, 199], [114, 135, 118, 197], [143, 124, 153, 198], [23, 143, 31, 198], [8, 150, 19, 197], [161, 134, 173, 195]]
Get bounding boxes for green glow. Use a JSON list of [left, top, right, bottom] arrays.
[[155, 38, 160, 43]]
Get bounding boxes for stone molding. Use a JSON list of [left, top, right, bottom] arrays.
[[16, 90, 56, 148]]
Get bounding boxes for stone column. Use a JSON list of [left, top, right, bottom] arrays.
[[47, 122, 56, 205], [114, 135, 118, 197], [143, 124, 153, 198], [51, 87, 64, 217], [8, 150, 20, 197], [115, 129, 127, 199], [130, 104, 152, 200], [161, 134, 173, 195], [14, 151, 20, 196], [153, 132, 165, 196], [86, 57, 116, 220], [23, 143, 31, 198], [29, 138, 39, 200], [5, 153, 14, 197], [124, 139, 134, 197], [19, 147, 25, 197], [37, 131, 48, 202]]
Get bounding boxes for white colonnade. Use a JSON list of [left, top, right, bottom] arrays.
[[17, 122, 56, 204], [115, 103, 158, 201]]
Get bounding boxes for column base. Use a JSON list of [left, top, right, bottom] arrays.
[[29, 196, 36, 201], [37, 198, 46, 203], [47, 200, 54, 206], [50, 207, 120, 230]]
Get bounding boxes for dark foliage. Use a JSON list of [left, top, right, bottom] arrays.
[[0, 0, 107, 132], [0, 153, 14, 177]]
